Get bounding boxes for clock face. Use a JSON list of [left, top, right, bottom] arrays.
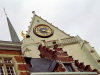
[[33, 24, 53, 38]]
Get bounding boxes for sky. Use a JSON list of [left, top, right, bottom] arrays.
[[0, 0, 100, 55]]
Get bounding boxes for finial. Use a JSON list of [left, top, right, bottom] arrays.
[[21, 30, 26, 39], [32, 11, 35, 15], [3, 8, 7, 17]]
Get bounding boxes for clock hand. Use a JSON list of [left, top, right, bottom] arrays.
[[42, 29, 46, 32]]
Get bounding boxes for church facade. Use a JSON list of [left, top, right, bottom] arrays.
[[0, 11, 100, 75]]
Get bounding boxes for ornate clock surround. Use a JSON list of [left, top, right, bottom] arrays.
[[33, 24, 54, 38]]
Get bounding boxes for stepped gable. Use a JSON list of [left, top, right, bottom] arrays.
[[38, 44, 100, 73]]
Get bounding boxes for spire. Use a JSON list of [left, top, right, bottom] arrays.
[[4, 9, 20, 42]]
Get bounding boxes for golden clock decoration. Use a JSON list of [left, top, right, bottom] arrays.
[[33, 24, 54, 38]]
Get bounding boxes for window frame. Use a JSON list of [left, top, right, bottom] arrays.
[[64, 63, 74, 72], [0, 57, 16, 75]]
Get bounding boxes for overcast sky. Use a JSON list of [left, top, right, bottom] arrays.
[[0, 0, 100, 55]]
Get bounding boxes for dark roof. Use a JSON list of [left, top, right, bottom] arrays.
[[25, 57, 57, 72]]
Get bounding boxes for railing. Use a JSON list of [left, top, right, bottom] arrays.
[[45, 40, 61, 47], [61, 37, 78, 45], [31, 72, 97, 75], [44, 37, 78, 47]]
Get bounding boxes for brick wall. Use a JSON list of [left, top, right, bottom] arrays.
[[0, 50, 29, 75]]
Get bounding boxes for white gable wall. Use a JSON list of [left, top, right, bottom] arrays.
[[27, 15, 70, 43], [21, 14, 100, 72]]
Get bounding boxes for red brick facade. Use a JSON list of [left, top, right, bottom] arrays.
[[0, 50, 22, 55], [18, 64, 28, 71], [54, 63, 66, 72], [14, 56, 25, 63], [38, 44, 73, 63], [38, 44, 100, 73], [0, 50, 29, 75]]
